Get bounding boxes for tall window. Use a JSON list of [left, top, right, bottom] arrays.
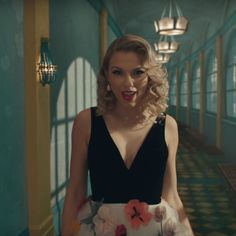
[[50, 58, 97, 207], [169, 73, 177, 105], [192, 60, 200, 109], [180, 68, 187, 107], [206, 50, 217, 113], [226, 32, 236, 118]]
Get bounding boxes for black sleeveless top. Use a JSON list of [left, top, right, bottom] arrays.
[[88, 107, 168, 204]]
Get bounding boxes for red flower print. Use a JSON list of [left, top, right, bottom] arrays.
[[115, 224, 127, 236], [124, 199, 153, 229]]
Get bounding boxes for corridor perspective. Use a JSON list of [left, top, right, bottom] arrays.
[[1, 0, 236, 235], [177, 125, 236, 235]]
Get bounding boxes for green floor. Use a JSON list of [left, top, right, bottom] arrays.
[[177, 127, 236, 236]]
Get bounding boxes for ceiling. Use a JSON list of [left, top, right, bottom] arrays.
[[102, 0, 232, 65]]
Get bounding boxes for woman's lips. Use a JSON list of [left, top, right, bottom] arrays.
[[121, 91, 137, 101]]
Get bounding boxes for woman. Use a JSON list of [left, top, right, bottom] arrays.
[[61, 34, 194, 236]]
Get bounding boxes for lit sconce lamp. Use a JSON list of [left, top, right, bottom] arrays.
[[37, 38, 57, 86], [154, 0, 188, 36], [155, 53, 171, 64], [154, 36, 179, 54]]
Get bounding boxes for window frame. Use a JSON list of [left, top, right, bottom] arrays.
[[205, 49, 218, 114]]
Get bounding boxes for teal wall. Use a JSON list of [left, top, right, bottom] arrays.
[[108, 25, 117, 46], [49, 0, 115, 234], [190, 110, 199, 130], [0, 0, 28, 235], [49, 0, 121, 233]]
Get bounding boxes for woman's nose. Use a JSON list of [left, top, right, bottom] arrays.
[[124, 74, 134, 86]]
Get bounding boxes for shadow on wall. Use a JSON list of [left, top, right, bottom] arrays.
[[50, 57, 97, 235]]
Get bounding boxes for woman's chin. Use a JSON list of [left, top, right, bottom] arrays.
[[122, 99, 136, 107]]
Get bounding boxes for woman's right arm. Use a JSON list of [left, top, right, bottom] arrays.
[[61, 109, 91, 236]]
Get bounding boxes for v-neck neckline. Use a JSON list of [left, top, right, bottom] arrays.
[[101, 116, 157, 171]]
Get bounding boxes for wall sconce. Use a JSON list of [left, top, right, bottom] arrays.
[[37, 38, 57, 86]]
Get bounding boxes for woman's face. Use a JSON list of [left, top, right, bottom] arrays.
[[107, 51, 149, 108]]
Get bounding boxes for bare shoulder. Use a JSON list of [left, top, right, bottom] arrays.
[[165, 114, 178, 132], [164, 114, 179, 149], [73, 108, 91, 145], [74, 108, 91, 123]]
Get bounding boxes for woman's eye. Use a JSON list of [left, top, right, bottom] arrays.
[[132, 69, 146, 78], [112, 70, 122, 75]]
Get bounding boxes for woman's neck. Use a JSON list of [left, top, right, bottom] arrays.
[[110, 104, 155, 127], [114, 104, 142, 118]]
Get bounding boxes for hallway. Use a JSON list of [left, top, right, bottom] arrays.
[[177, 126, 236, 236]]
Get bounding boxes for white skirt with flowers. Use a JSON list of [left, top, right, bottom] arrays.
[[71, 198, 192, 236]]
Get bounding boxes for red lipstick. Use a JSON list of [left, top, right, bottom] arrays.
[[121, 91, 137, 101]]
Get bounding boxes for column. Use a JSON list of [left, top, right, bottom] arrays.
[[176, 67, 180, 121], [100, 8, 108, 66], [24, 0, 55, 235]]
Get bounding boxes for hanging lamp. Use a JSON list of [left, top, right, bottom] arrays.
[[154, 35, 179, 54], [154, 0, 188, 36], [155, 53, 171, 64]]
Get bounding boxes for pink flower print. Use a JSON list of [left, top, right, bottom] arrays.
[[115, 224, 127, 236], [154, 205, 167, 222], [124, 199, 153, 230], [93, 205, 117, 236]]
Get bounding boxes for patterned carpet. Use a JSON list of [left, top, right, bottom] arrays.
[[177, 126, 236, 236], [219, 164, 236, 194]]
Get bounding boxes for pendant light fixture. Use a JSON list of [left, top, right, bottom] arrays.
[[154, 0, 188, 36], [155, 53, 171, 64], [154, 35, 179, 54]]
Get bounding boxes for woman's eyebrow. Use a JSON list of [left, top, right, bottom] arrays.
[[110, 66, 122, 70], [111, 66, 145, 70]]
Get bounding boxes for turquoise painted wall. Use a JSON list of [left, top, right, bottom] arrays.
[[190, 110, 199, 130], [49, 1, 121, 234], [0, 0, 28, 235], [179, 107, 187, 124], [108, 25, 117, 46], [49, 0, 100, 234]]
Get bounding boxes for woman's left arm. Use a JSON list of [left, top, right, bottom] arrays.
[[162, 114, 194, 235]]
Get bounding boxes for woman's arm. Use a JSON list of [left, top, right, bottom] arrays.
[[162, 114, 194, 235], [61, 109, 91, 236]]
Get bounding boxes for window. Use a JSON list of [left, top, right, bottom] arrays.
[[169, 73, 177, 105], [206, 50, 217, 113], [226, 32, 236, 118], [50, 58, 97, 207], [192, 60, 200, 109], [180, 68, 188, 107]]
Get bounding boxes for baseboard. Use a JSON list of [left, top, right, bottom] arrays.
[[28, 214, 55, 236]]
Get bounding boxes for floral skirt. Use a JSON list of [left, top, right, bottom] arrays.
[[72, 198, 191, 236]]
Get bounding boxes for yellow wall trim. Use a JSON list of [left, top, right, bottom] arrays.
[[100, 8, 108, 66], [29, 215, 54, 236], [24, 0, 55, 235]]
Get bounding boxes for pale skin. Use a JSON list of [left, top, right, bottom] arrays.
[[61, 51, 194, 236]]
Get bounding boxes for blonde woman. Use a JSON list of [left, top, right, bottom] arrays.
[[61, 34, 194, 236]]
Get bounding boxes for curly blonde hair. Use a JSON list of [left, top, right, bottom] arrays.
[[97, 34, 169, 117]]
